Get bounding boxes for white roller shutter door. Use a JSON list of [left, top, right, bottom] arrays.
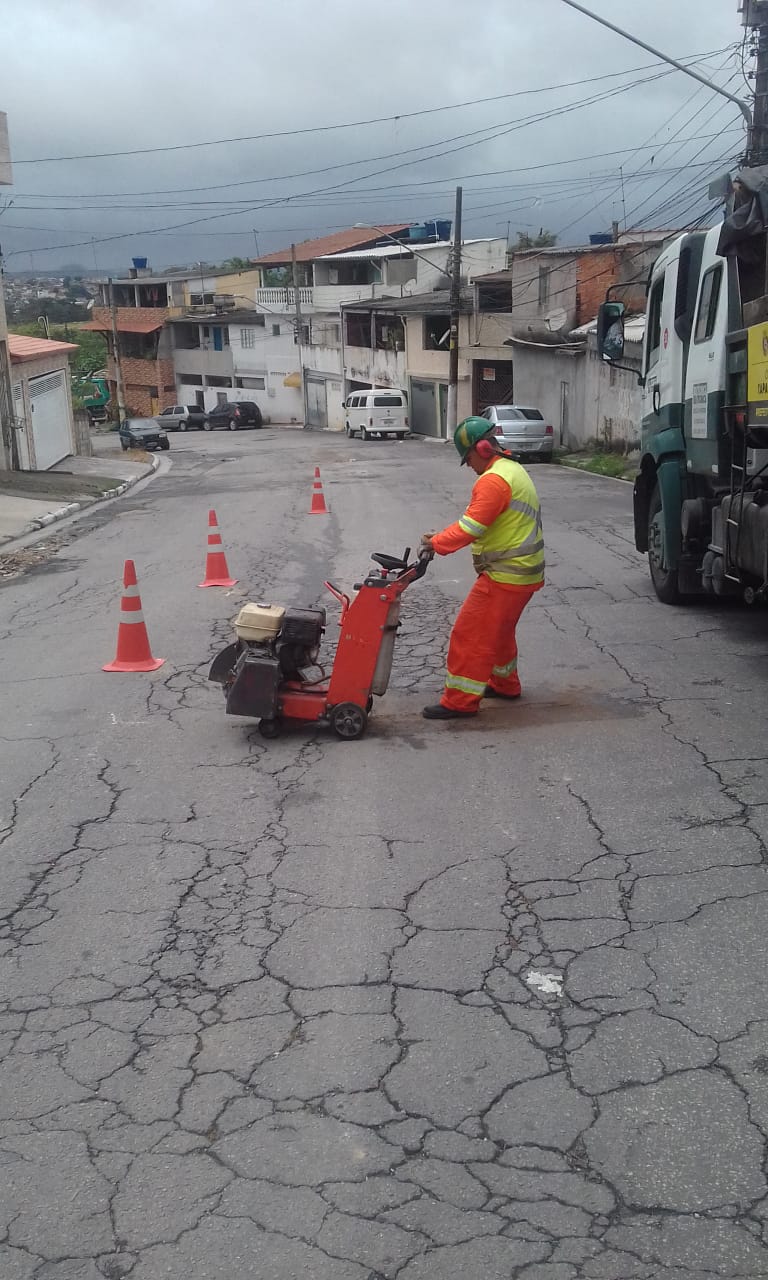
[[29, 370, 70, 469]]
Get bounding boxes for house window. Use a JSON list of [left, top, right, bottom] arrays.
[[236, 376, 266, 390], [272, 324, 281, 336], [178, 373, 203, 385], [345, 313, 372, 348], [424, 314, 450, 351], [206, 375, 233, 387], [190, 292, 215, 306], [241, 328, 256, 348], [538, 266, 551, 307]]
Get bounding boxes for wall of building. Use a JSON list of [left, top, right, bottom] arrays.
[[582, 338, 642, 450], [111, 356, 176, 417], [344, 344, 407, 390], [503, 344, 586, 450]]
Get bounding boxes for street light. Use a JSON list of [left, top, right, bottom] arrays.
[[556, 0, 752, 128]]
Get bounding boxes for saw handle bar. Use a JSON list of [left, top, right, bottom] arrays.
[[324, 548, 433, 615]]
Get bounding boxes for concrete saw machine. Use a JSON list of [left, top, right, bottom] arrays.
[[208, 547, 432, 740]]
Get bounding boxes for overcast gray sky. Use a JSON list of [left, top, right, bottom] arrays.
[[0, 0, 745, 272]]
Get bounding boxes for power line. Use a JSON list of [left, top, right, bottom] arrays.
[[4, 65, 700, 260], [13, 46, 734, 165]]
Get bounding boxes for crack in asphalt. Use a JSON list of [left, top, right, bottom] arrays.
[[1, 450, 768, 1278]]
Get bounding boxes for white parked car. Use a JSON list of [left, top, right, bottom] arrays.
[[480, 404, 555, 461], [344, 389, 409, 441]]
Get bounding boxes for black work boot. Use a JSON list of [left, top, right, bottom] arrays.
[[422, 705, 477, 720], [484, 687, 521, 701]]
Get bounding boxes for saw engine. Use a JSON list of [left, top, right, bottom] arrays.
[[212, 603, 326, 720]]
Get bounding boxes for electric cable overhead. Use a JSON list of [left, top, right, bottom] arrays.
[[12, 46, 734, 165]]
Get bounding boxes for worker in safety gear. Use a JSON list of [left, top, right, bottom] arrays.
[[420, 416, 544, 720]]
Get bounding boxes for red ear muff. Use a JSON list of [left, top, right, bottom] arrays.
[[474, 439, 495, 459]]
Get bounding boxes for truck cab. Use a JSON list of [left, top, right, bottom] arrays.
[[599, 175, 768, 605]]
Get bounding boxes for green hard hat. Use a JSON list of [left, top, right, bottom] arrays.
[[454, 416, 494, 464]]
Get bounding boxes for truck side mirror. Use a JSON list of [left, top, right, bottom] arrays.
[[596, 300, 626, 363]]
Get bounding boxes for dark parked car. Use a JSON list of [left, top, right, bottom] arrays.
[[119, 419, 170, 451], [156, 404, 208, 431], [204, 401, 263, 431]]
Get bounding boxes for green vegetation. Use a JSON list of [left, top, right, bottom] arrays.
[[10, 322, 107, 374], [514, 229, 558, 250], [558, 451, 637, 480]]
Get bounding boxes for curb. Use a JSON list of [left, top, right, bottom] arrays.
[[20, 455, 160, 536]]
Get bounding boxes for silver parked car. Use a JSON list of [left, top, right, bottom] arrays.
[[481, 405, 555, 461]]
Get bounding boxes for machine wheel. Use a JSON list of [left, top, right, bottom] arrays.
[[258, 717, 282, 739], [366, 695, 374, 714], [648, 484, 683, 605], [330, 702, 368, 740]]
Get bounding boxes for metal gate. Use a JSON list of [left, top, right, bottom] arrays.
[[29, 370, 71, 469], [305, 376, 327, 429], [410, 379, 444, 437], [474, 360, 515, 414]]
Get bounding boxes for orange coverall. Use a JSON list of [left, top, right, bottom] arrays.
[[431, 469, 543, 713]]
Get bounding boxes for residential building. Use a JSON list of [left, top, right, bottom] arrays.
[[475, 235, 667, 341], [85, 260, 265, 419], [343, 291, 515, 437], [84, 261, 183, 417], [0, 110, 14, 468], [9, 334, 80, 469], [171, 309, 304, 422], [252, 227, 507, 429]]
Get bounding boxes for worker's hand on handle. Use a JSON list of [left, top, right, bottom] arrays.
[[420, 531, 437, 553]]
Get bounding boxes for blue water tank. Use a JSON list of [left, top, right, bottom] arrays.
[[436, 220, 451, 240], [132, 256, 148, 270], [589, 234, 613, 246]]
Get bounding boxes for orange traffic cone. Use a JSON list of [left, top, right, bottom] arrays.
[[309, 469, 328, 515], [103, 560, 165, 673], [198, 509, 238, 587]]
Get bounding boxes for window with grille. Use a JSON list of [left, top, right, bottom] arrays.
[[241, 328, 256, 348]]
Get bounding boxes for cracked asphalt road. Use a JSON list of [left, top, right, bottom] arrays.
[[2, 428, 768, 1279]]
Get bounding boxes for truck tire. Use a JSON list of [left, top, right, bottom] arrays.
[[648, 484, 683, 605]]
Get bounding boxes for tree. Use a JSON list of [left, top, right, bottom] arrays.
[[221, 256, 250, 272], [9, 321, 107, 374], [514, 229, 558, 250]]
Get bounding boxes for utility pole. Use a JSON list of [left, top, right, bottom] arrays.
[[291, 244, 306, 427], [108, 278, 126, 423], [446, 185, 463, 440], [743, 1, 768, 163]]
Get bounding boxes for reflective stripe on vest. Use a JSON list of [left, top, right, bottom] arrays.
[[468, 457, 544, 585]]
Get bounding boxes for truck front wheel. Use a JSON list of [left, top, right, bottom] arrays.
[[648, 484, 683, 605]]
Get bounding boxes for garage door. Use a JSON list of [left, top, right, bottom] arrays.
[[305, 376, 327, 430], [29, 370, 71, 469]]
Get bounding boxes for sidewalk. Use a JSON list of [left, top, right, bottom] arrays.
[[0, 440, 158, 547]]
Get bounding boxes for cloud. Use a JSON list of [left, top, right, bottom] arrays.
[[0, 0, 744, 270]]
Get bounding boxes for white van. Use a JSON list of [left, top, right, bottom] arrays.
[[344, 389, 409, 441]]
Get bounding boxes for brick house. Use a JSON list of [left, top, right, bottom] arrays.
[[475, 235, 667, 341]]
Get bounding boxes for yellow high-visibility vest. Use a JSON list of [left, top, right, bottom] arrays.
[[458, 456, 545, 586]]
